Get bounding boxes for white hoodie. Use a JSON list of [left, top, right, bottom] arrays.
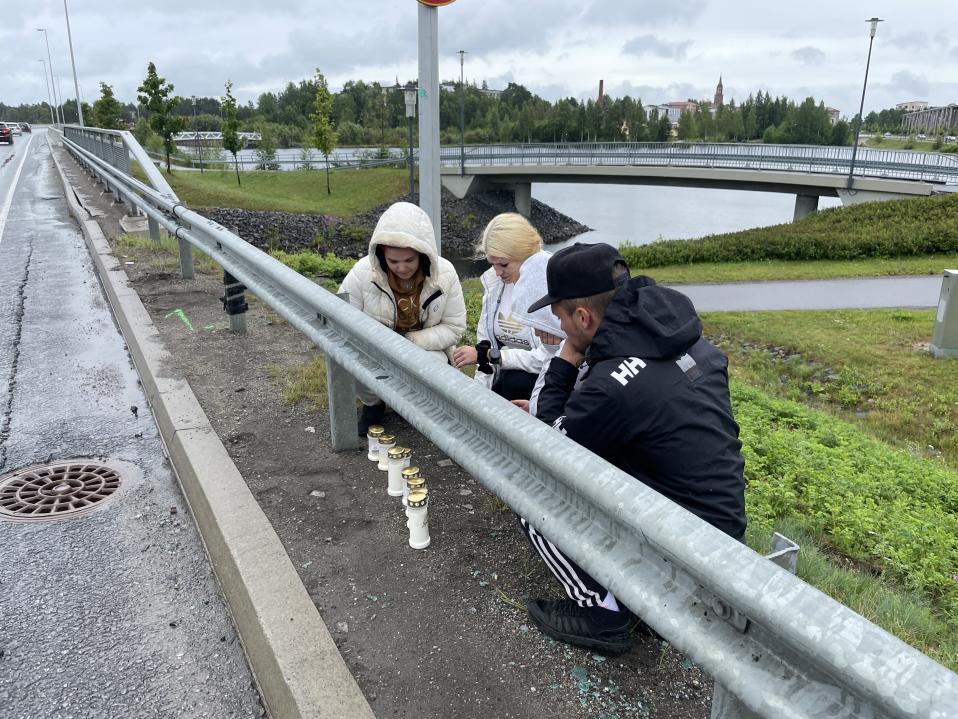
[[338, 202, 467, 363], [473, 250, 563, 389]]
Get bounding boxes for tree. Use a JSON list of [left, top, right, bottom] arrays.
[[221, 80, 242, 186], [92, 82, 124, 129], [677, 110, 697, 141], [136, 62, 185, 172], [309, 68, 337, 195]]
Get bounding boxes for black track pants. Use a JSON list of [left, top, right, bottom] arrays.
[[518, 516, 608, 608]]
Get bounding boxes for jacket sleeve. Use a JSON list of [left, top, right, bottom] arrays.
[[337, 262, 365, 313], [535, 357, 630, 457], [500, 337, 552, 375], [405, 274, 468, 352]]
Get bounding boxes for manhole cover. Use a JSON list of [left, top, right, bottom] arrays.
[[0, 460, 124, 522]]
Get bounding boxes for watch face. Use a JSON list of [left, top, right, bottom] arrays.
[[489, 348, 501, 361]]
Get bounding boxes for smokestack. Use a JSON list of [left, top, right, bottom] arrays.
[[598, 79, 605, 108]]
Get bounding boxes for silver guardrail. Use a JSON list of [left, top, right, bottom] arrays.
[[439, 142, 958, 184], [59, 128, 958, 719]]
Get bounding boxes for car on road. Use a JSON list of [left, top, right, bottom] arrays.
[[4, 122, 22, 136], [946, 135, 957, 143], [18, 122, 31, 133], [0, 124, 13, 144]]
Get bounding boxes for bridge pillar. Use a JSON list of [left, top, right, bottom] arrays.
[[512, 183, 532, 218], [793, 194, 819, 221]]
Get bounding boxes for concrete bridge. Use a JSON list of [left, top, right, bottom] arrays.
[[439, 142, 958, 220]]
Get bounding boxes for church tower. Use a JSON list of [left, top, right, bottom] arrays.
[[714, 75, 724, 107]]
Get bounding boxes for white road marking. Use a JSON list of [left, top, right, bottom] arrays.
[[0, 134, 36, 246]]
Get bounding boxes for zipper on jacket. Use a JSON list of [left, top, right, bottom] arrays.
[[372, 281, 398, 327]]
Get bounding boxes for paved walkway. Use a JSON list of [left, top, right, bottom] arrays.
[[0, 133, 262, 718], [670, 275, 945, 312]]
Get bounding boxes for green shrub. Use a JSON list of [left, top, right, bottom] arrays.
[[619, 193, 958, 268], [270, 249, 356, 281], [736, 382, 958, 612]]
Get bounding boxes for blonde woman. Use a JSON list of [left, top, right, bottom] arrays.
[[452, 213, 555, 400]]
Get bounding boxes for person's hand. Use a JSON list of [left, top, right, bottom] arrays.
[[452, 345, 478, 369], [558, 342, 586, 368], [511, 399, 530, 412], [534, 329, 563, 346]]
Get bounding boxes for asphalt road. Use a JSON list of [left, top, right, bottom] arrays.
[[0, 131, 262, 718]]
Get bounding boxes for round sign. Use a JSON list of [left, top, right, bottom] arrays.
[[417, 0, 456, 6]]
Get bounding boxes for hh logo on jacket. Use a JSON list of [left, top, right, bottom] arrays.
[[610, 357, 646, 386]]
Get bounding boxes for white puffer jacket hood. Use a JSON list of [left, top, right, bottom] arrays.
[[365, 202, 441, 283], [338, 202, 467, 363]]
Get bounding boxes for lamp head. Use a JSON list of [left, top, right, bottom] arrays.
[[866, 17, 884, 38]]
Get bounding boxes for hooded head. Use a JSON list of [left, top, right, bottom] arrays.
[[368, 202, 439, 279]]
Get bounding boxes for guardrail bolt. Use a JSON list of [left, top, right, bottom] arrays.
[[221, 270, 249, 334]]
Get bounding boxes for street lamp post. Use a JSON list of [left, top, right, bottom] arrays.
[[404, 84, 418, 199], [37, 28, 63, 125], [458, 49, 467, 176], [57, 76, 67, 123], [847, 17, 883, 190], [192, 96, 204, 173], [63, 0, 84, 126], [38, 59, 56, 125]]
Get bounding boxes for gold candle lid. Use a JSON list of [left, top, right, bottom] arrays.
[[367, 426, 385, 438], [406, 477, 426, 491], [378, 434, 396, 444], [407, 489, 428, 507], [387, 446, 410, 459], [401, 466, 421, 478]]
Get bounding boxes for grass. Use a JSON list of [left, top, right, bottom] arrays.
[[157, 167, 410, 216], [111, 233, 220, 274], [703, 308, 958, 468], [642, 254, 957, 284], [866, 137, 958, 153], [268, 357, 329, 408], [746, 518, 958, 671]]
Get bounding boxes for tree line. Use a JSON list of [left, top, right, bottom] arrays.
[[0, 67, 923, 148]]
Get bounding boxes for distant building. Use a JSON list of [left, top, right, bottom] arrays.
[[652, 101, 698, 126], [903, 104, 958, 133], [825, 107, 841, 124], [896, 100, 929, 112], [713, 76, 724, 108]]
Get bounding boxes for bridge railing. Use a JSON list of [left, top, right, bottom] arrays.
[[439, 142, 958, 184], [58, 128, 958, 719]]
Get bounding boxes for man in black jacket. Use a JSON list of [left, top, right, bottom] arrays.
[[521, 243, 746, 655]]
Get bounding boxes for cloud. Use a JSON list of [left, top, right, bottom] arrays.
[[583, 0, 706, 26], [791, 46, 825, 65], [622, 35, 693, 60], [891, 70, 930, 98], [885, 31, 928, 52]]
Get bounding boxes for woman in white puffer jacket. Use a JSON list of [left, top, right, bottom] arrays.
[[339, 201, 467, 434], [452, 213, 555, 400]]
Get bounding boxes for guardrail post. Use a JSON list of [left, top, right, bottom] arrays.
[[177, 236, 195, 280], [326, 293, 362, 452], [710, 533, 800, 719], [222, 270, 249, 335], [147, 216, 161, 243]]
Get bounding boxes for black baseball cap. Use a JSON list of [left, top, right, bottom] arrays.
[[527, 243, 626, 313]]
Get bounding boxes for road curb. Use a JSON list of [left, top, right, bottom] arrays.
[[50, 138, 376, 719]]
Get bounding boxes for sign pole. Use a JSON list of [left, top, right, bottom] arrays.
[[417, 3, 442, 254]]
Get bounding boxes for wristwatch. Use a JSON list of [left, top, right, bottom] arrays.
[[487, 346, 501, 365]]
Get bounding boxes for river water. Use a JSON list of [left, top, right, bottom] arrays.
[[534, 183, 842, 250]]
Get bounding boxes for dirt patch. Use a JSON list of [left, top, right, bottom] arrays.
[[61, 146, 712, 719]]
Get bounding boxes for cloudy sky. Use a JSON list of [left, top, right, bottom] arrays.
[[2, 0, 956, 118]]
